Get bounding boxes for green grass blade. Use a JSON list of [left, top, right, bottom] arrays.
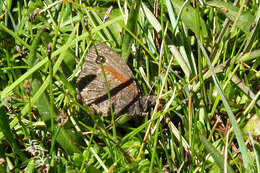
[[30, 77, 81, 154], [141, 3, 161, 33], [249, 133, 260, 172], [0, 22, 30, 49], [207, 1, 254, 33], [0, 106, 26, 160], [197, 37, 251, 169], [199, 134, 235, 173], [121, 0, 141, 62], [170, 0, 208, 38], [0, 58, 48, 101]]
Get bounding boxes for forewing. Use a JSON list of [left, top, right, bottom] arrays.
[[77, 44, 141, 116]]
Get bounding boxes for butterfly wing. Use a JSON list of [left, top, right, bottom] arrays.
[[77, 44, 141, 116]]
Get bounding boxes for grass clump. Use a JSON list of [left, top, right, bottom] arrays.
[[0, 0, 259, 172]]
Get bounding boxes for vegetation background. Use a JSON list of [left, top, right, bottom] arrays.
[[0, 0, 259, 172]]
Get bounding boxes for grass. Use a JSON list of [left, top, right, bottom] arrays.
[[0, 0, 260, 172]]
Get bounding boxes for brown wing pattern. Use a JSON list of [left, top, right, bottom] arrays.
[[77, 44, 141, 116]]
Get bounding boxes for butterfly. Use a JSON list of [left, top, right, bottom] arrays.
[[77, 44, 155, 116]]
